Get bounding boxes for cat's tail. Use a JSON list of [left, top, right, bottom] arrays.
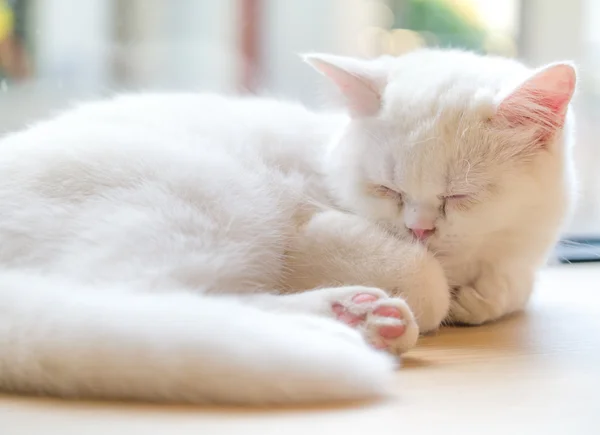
[[0, 271, 395, 405]]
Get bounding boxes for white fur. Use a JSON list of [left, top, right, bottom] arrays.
[[0, 49, 576, 405]]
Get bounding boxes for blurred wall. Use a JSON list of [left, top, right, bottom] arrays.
[[32, 0, 113, 89], [260, 0, 375, 105]]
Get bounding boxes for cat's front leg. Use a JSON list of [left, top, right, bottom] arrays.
[[284, 210, 451, 333], [449, 265, 535, 325]]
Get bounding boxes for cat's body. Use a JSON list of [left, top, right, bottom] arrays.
[[0, 50, 576, 405], [0, 92, 443, 404]]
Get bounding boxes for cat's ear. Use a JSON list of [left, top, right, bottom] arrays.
[[303, 53, 388, 118], [494, 62, 576, 141]]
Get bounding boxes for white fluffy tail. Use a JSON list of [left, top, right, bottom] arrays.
[[0, 272, 394, 405]]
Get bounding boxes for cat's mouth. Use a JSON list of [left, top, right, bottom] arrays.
[[410, 228, 435, 242]]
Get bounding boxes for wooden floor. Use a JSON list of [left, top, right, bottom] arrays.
[[3, 265, 600, 435]]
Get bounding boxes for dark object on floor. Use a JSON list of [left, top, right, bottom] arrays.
[[555, 237, 600, 263]]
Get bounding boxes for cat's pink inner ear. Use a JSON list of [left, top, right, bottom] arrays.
[[304, 55, 383, 118], [495, 63, 576, 134]]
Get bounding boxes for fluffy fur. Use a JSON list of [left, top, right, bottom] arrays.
[[0, 49, 576, 405]]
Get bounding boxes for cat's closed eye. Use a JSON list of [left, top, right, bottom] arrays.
[[443, 194, 469, 200], [371, 185, 403, 201], [443, 193, 478, 212]]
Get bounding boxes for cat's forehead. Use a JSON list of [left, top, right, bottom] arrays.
[[386, 49, 528, 89], [381, 50, 529, 120], [377, 52, 529, 152], [381, 106, 498, 188]]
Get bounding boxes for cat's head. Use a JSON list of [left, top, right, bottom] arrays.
[[306, 49, 577, 258]]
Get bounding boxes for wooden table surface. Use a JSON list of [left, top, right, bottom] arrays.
[[2, 265, 599, 435]]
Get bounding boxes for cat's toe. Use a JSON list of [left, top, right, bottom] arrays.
[[362, 299, 419, 355], [331, 291, 382, 326], [449, 285, 504, 325], [330, 289, 419, 355]]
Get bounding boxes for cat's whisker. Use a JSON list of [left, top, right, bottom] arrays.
[[462, 159, 472, 185], [459, 126, 470, 140], [557, 240, 600, 255], [415, 136, 440, 146], [553, 240, 600, 264], [557, 256, 573, 265]]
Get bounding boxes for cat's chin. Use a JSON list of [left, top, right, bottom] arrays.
[[414, 237, 436, 251]]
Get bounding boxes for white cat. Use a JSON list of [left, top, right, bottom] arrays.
[[0, 49, 576, 405]]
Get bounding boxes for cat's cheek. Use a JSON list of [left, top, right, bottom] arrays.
[[369, 199, 403, 222]]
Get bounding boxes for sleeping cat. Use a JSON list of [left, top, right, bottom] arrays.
[[0, 49, 576, 405]]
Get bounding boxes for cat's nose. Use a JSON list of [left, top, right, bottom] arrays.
[[409, 227, 435, 240], [404, 203, 437, 240]]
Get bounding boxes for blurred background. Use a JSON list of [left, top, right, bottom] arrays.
[[0, 0, 597, 241]]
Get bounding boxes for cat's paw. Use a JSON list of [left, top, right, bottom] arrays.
[[357, 242, 450, 334], [326, 287, 419, 355], [449, 285, 506, 325]]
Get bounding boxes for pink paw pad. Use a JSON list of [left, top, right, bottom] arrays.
[[332, 293, 381, 325], [325, 287, 418, 355], [378, 324, 406, 339], [373, 305, 406, 343], [352, 293, 379, 304], [331, 292, 407, 345], [332, 303, 363, 326]]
